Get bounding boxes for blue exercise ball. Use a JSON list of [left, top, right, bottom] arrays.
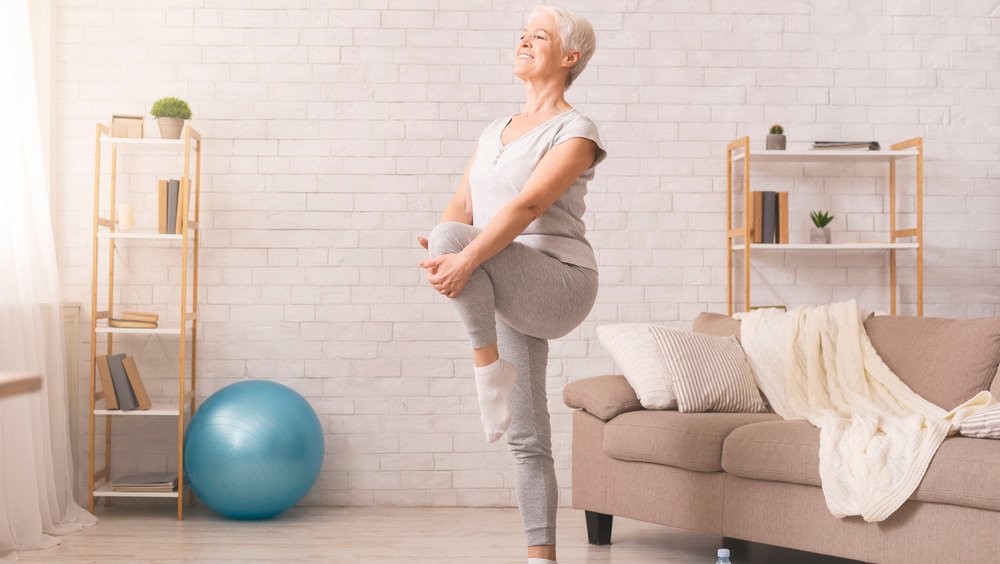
[[184, 380, 324, 519]]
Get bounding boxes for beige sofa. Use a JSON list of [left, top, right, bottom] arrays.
[[564, 313, 1000, 563]]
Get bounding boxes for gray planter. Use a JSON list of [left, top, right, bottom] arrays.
[[157, 117, 184, 139], [810, 227, 831, 244], [766, 134, 786, 150]]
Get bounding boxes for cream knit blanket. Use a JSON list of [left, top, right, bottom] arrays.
[[735, 300, 991, 522]]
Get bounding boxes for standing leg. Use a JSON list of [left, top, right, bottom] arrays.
[[498, 318, 558, 560]]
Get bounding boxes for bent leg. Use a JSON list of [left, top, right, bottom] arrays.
[[426, 221, 598, 347], [498, 318, 557, 547], [426, 221, 497, 348]]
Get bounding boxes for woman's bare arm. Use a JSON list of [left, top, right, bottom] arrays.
[[439, 147, 476, 225]]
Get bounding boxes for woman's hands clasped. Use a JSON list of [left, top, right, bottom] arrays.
[[417, 236, 475, 299]]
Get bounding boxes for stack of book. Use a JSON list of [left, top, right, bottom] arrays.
[[96, 353, 152, 411], [113, 473, 178, 493], [750, 191, 789, 244], [157, 178, 189, 234], [811, 141, 881, 150], [108, 310, 159, 329]]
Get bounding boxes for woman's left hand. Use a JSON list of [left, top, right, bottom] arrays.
[[420, 252, 476, 299]]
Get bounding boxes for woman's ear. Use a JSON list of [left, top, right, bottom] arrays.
[[562, 50, 580, 69]]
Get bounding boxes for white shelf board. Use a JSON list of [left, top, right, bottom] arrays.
[[97, 231, 182, 241], [731, 148, 918, 162], [94, 405, 182, 416], [732, 242, 919, 251], [95, 325, 183, 335], [101, 136, 183, 147], [94, 482, 178, 498]]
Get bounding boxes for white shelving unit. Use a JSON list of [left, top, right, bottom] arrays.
[[725, 137, 924, 316], [88, 123, 202, 520]]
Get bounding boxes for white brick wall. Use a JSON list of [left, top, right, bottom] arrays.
[[56, 1, 999, 509]]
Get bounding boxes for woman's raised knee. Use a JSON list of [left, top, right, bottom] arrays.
[[427, 221, 476, 256]]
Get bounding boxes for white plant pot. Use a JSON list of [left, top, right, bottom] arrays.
[[157, 117, 184, 139], [810, 227, 831, 244]]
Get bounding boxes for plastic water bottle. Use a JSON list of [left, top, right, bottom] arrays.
[[715, 548, 732, 563]]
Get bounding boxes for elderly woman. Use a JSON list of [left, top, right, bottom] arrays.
[[417, 6, 604, 564]]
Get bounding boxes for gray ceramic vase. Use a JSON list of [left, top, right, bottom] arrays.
[[157, 117, 184, 139], [766, 134, 786, 150], [810, 227, 831, 244]]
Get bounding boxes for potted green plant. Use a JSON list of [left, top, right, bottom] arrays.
[[809, 210, 834, 244], [767, 124, 786, 150], [150, 96, 192, 139]]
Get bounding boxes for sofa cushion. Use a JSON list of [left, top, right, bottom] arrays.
[[990, 363, 1000, 400], [563, 375, 643, 422], [864, 315, 1000, 410], [603, 410, 780, 472], [722, 420, 1000, 512], [692, 312, 741, 342]]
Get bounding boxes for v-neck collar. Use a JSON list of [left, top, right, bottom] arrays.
[[498, 108, 576, 149]]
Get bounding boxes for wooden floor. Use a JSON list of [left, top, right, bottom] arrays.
[[19, 505, 861, 563]]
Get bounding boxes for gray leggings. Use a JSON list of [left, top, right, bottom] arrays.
[[427, 221, 598, 546]]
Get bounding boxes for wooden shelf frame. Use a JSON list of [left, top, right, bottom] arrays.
[[725, 136, 923, 316], [88, 124, 202, 520]]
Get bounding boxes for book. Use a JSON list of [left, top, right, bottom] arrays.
[[811, 141, 880, 150], [752, 191, 764, 244], [778, 191, 789, 244], [95, 355, 119, 410], [108, 318, 158, 328], [166, 179, 179, 234], [113, 472, 178, 492], [107, 353, 139, 411], [122, 356, 152, 410], [158, 180, 168, 233], [120, 310, 159, 322], [761, 191, 778, 244]]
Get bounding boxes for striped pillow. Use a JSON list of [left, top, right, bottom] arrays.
[[958, 402, 1000, 439], [647, 326, 767, 413]]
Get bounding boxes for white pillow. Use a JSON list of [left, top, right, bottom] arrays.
[[595, 324, 677, 410]]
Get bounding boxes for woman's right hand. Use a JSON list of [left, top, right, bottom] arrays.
[[417, 236, 437, 275]]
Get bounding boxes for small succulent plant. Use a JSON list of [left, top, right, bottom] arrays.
[[769, 124, 784, 135], [810, 210, 834, 228], [150, 97, 193, 119]]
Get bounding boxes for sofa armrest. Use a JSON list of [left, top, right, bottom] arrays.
[[563, 375, 644, 421]]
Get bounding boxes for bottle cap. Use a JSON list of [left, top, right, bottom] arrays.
[[718, 548, 731, 557]]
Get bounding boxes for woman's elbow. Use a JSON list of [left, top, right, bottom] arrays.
[[513, 201, 547, 222]]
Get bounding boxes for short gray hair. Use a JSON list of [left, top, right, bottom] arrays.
[[529, 5, 596, 89]]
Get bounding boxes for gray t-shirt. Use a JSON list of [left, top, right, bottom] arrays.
[[469, 109, 607, 272]]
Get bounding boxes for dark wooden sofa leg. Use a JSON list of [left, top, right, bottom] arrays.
[[585, 511, 613, 545]]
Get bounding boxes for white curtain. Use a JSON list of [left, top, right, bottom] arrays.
[[0, 0, 97, 560]]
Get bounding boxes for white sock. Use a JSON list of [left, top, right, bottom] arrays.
[[473, 357, 517, 443], [527, 559, 556, 564]]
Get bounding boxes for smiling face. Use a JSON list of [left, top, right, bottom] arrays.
[[514, 12, 576, 84]]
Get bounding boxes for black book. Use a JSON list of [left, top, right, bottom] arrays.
[[108, 353, 139, 411], [166, 179, 179, 234], [761, 191, 778, 244]]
